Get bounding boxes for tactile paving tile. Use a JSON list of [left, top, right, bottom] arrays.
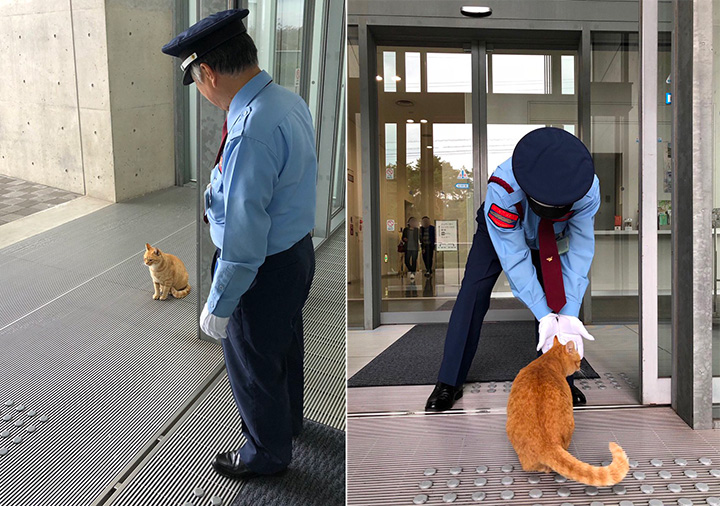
[[348, 370, 639, 414], [347, 407, 720, 505], [0, 401, 48, 457]]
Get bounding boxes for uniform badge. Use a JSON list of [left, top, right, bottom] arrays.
[[219, 155, 223, 173], [488, 203, 518, 229]]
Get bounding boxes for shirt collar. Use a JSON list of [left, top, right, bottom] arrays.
[[227, 69, 273, 131]]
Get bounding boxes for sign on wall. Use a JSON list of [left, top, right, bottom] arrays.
[[436, 220, 458, 251], [386, 219, 395, 232]]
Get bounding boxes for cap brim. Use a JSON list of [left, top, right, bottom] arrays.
[[183, 69, 194, 86]]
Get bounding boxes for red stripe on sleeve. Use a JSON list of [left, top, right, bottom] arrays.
[[488, 213, 515, 229], [488, 176, 514, 194], [490, 204, 518, 221]]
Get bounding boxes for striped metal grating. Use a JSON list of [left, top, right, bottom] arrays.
[[300, 231, 347, 430], [0, 186, 346, 506], [347, 407, 720, 505], [107, 228, 347, 505], [110, 374, 248, 506], [0, 188, 226, 506]]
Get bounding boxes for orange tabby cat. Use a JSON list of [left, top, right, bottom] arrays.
[[506, 336, 629, 486], [143, 243, 191, 300]]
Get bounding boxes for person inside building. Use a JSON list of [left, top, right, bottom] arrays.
[[402, 216, 420, 281], [420, 216, 436, 277], [425, 127, 600, 411]]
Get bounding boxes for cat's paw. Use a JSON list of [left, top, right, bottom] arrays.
[[159, 294, 168, 300], [153, 293, 160, 300]]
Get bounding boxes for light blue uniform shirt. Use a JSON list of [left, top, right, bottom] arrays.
[[485, 159, 600, 320], [204, 70, 317, 317]]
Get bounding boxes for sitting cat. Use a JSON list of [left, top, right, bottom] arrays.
[[143, 243, 191, 300], [506, 336, 629, 486]]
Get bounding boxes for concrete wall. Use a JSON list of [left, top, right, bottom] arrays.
[[72, 0, 115, 200], [0, 0, 176, 202], [0, 1, 87, 194], [105, 0, 175, 201]]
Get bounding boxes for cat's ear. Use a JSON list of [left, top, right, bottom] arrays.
[[552, 336, 561, 348], [154, 248, 160, 255], [565, 340, 577, 354], [145, 243, 152, 251]]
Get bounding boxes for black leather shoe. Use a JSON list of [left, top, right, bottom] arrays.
[[570, 385, 587, 406], [425, 382, 463, 411], [211, 451, 260, 480]]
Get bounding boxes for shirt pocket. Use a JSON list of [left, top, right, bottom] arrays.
[[206, 166, 225, 224]]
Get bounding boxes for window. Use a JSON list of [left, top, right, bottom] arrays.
[[383, 51, 397, 92], [487, 124, 543, 171], [385, 123, 397, 169], [405, 52, 421, 92], [561, 55, 575, 95], [491, 54, 550, 94], [427, 53, 471, 93], [274, 0, 304, 94], [406, 123, 421, 164]]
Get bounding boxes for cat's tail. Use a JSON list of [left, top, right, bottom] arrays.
[[543, 442, 629, 487], [171, 285, 191, 299]]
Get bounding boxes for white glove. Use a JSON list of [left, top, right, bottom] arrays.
[[536, 313, 559, 354], [200, 303, 230, 340], [556, 314, 595, 358]]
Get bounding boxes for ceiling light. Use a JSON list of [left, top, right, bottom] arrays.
[[376, 75, 383, 81], [420, 119, 428, 124], [407, 119, 415, 123], [426, 145, 433, 149], [460, 6, 492, 17], [393, 76, 402, 81]]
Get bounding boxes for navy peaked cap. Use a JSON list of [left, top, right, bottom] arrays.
[[512, 127, 595, 206], [162, 9, 250, 85]]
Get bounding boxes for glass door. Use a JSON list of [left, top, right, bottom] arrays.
[[484, 49, 578, 318], [376, 46, 476, 316], [375, 43, 583, 322]]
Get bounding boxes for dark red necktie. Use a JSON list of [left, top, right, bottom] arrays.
[[204, 118, 228, 224], [538, 218, 566, 313], [215, 118, 228, 171]]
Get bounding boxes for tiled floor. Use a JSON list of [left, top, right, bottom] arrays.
[[0, 174, 80, 225], [347, 325, 414, 377]]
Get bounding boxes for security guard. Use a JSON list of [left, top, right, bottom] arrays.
[[162, 9, 317, 479], [426, 127, 599, 411]]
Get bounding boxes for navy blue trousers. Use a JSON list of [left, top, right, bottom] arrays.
[[212, 234, 315, 474], [437, 204, 574, 388]]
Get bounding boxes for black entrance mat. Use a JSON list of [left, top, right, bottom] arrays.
[[231, 419, 345, 506], [348, 322, 599, 387], [437, 297, 525, 311]]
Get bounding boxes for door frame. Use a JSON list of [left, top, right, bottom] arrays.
[[356, 18, 673, 406], [366, 33, 585, 326]]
